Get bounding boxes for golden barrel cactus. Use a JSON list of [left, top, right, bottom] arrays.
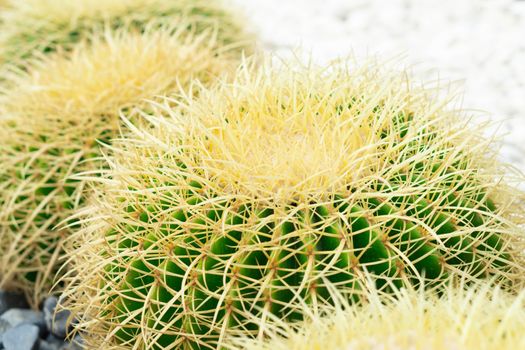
[[62, 58, 525, 349]]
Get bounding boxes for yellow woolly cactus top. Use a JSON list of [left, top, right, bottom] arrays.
[[145, 58, 510, 199], [1, 21, 234, 135], [231, 281, 525, 350]]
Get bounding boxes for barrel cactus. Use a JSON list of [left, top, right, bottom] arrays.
[[0, 0, 248, 66], [0, 21, 245, 305], [63, 58, 525, 349], [229, 280, 525, 350]]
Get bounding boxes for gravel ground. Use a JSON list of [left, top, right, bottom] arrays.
[[233, 0, 525, 175], [0, 292, 81, 350]]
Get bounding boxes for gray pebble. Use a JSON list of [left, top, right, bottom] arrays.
[[2, 324, 39, 350], [44, 334, 63, 345], [0, 291, 29, 316], [0, 318, 11, 335], [0, 319, 12, 347], [43, 297, 71, 339], [39, 334, 64, 350], [0, 309, 46, 336], [59, 335, 83, 350], [39, 340, 61, 350]]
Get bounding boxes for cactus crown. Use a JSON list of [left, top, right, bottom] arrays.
[[0, 21, 241, 305], [0, 0, 249, 65], [164, 62, 452, 197], [1, 22, 232, 122], [63, 58, 525, 349]]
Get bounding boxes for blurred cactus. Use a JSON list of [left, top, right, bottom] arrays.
[[0, 21, 246, 306], [0, 0, 250, 66], [229, 279, 525, 350]]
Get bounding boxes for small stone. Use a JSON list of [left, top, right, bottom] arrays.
[[39, 334, 64, 350], [59, 335, 83, 350], [0, 318, 12, 342], [1, 324, 39, 350], [43, 297, 72, 339], [0, 291, 29, 316], [39, 340, 62, 350], [45, 334, 64, 345], [0, 309, 46, 336]]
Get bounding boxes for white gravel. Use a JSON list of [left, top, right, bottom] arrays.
[[233, 0, 525, 175]]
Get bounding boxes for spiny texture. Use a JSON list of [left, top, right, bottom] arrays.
[[0, 24, 240, 306], [230, 281, 525, 350], [63, 59, 525, 349], [0, 0, 249, 65]]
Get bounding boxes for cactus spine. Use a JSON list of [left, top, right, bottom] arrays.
[[62, 58, 525, 349]]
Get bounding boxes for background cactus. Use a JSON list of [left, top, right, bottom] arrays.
[[0, 21, 245, 306], [229, 279, 525, 350], [0, 0, 248, 66], [63, 58, 525, 349]]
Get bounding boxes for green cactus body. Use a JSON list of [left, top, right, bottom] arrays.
[[0, 125, 108, 290], [105, 181, 508, 349], [67, 59, 524, 349]]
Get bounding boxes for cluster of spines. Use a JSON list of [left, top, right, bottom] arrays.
[[228, 279, 525, 350]]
